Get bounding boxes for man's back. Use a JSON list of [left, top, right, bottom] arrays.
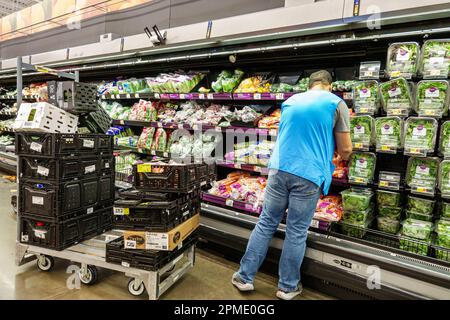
[[269, 90, 343, 194]]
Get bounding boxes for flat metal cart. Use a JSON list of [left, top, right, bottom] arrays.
[[15, 230, 196, 300]]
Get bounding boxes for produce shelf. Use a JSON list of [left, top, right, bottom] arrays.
[[215, 160, 270, 175], [100, 92, 297, 101], [201, 191, 262, 215], [0, 95, 39, 100]]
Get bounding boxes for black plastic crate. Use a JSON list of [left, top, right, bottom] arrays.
[[19, 207, 112, 251], [112, 195, 193, 232], [80, 108, 112, 134], [105, 233, 198, 271], [18, 154, 114, 181], [19, 175, 115, 219], [48, 81, 98, 114], [15, 132, 113, 157], [133, 162, 197, 193], [118, 189, 174, 201]]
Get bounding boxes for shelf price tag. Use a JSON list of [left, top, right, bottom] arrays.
[[135, 93, 140, 98], [359, 61, 381, 80], [154, 93, 160, 99], [119, 120, 125, 125], [225, 199, 234, 207], [178, 123, 184, 129], [193, 124, 199, 130], [310, 219, 319, 229], [379, 181, 389, 188], [157, 122, 163, 128], [126, 93, 131, 98], [199, 94, 205, 99], [234, 163, 241, 169], [137, 164, 152, 173], [215, 127, 222, 132], [101, 95, 106, 99], [269, 129, 277, 136], [275, 93, 284, 100], [207, 93, 214, 99], [354, 142, 363, 149], [113, 207, 130, 216], [254, 93, 261, 100], [179, 94, 185, 99], [163, 152, 169, 157]]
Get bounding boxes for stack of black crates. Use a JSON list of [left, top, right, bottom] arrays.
[[106, 160, 216, 271]]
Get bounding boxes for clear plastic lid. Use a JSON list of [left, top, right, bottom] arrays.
[[375, 116, 403, 153], [386, 42, 420, 79], [343, 205, 374, 224], [347, 152, 377, 185], [439, 160, 450, 198], [377, 217, 401, 234], [341, 188, 374, 212], [439, 121, 450, 158], [352, 80, 379, 115], [378, 206, 402, 220], [379, 78, 413, 116], [415, 80, 450, 118], [406, 194, 436, 215], [401, 218, 434, 240], [420, 39, 450, 79], [436, 219, 450, 235], [350, 115, 374, 151], [378, 171, 402, 190], [403, 117, 438, 156], [405, 210, 434, 222], [405, 157, 439, 196], [376, 190, 401, 207]]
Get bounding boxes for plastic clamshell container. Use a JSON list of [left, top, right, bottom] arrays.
[[341, 188, 374, 212], [343, 206, 374, 224], [435, 233, 450, 261], [415, 80, 450, 118], [403, 117, 438, 156], [406, 210, 433, 222], [347, 152, 376, 185], [378, 206, 402, 220], [375, 117, 403, 153], [386, 42, 420, 79], [376, 190, 401, 207], [406, 195, 435, 215], [401, 218, 434, 241], [436, 219, 450, 235], [405, 157, 439, 196], [377, 217, 401, 234], [340, 217, 372, 239], [441, 201, 450, 219], [439, 121, 450, 158], [379, 78, 413, 117], [439, 160, 450, 198], [350, 115, 374, 151], [352, 80, 379, 115], [420, 39, 450, 79]]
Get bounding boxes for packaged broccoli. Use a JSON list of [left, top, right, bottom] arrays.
[[406, 210, 433, 222], [353, 81, 379, 115], [348, 152, 376, 185], [378, 206, 402, 220], [441, 201, 450, 219], [377, 217, 400, 234], [406, 157, 439, 196], [341, 188, 374, 212], [439, 121, 450, 158], [404, 117, 438, 156], [386, 42, 420, 79], [340, 218, 372, 239], [375, 117, 403, 153], [399, 236, 430, 256], [407, 195, 435, 215], [350, 115, 374, 151], [380, 78, 413, 116], [376, 190, 401, 207], [415, 80, 449, 118], [401, 218, 434, 241], [420, 39, 450, 79], [438, 160, 450, 198]]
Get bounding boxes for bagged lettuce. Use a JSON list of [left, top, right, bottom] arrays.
[[380, 78, 413, 116], [348, 152, 376, 185], [405, 157, 439, 196], [353, 81, 379, 115], [150, 128, 167, 153], [404, 117, 438, 156], [415, 80, 449, 117], [420, 39, 450, 79], [375, 117, 403, 153], [386, 42, 420, 78], [137, 127, 156, 151]]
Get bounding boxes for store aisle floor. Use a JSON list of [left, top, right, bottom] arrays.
[[0, 176, 332, 300]]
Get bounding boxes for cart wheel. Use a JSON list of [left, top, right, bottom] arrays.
[[79, 265, 98, 285], [36, 255, 54, 272], [128, 278, 146, 296]]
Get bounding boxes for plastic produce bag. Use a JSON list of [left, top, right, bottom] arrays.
[[314, 195, 343, 222], [348, 152, 376, 185], [380, 78, 413, 116], [415, 80, 449, 118], [403, 117, 438, 156], [353, 81, 379, 115], [386, 42, 420, 78], [375, 117, 403, 153], [137, 127, 156, 150], [406, 157, 439, 196], [420, 39, 450, 79], [350, 115, 374, 151]]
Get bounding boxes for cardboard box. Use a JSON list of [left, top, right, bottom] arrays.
[[123, 214, 199, 251], [14, 102, 78, 133]]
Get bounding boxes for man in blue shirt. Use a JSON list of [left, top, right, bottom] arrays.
[[232, 70, 352, 300]]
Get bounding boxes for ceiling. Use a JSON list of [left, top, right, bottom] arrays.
[[0, 0, 43, 18]]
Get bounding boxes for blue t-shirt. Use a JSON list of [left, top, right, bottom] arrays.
[[268, 90, 343, 195]]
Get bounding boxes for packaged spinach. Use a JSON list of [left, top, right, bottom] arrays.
[[375, 117, 403, 153], [378, 206, 402, 220], [415, 80, 449, 118], [439, 121, 450, 158], [377, 217, 400, 234], [348, 152, 376, 185], [404, 117, 438, 156], [406, 210, 433, 222], [380, 78, 413, 116], [353, 80, 379, 115], [420, 39, 450, 79], [376, 190, 401, 207], [350, 115, 374, 151], [341, 188, 374, 212], [386, 42, 420, 79], [406, 157, 439, 196], [401, 218, 434, 241]]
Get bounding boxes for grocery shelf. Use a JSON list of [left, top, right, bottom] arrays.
[[215, 160, 270, 175], [0, 95, 38, 100], [201, 191, 263, 215]]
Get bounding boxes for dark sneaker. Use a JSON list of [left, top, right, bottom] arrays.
[[276, 284, 303, 300], [231, 273, 254, 292]]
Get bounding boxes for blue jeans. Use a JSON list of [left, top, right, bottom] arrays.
[[237, 170, 321, 292]]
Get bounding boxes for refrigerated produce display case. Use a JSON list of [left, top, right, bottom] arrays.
[[3, 11, 450, 300]]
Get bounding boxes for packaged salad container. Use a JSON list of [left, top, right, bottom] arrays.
[[407, 195, 435, 215], [405, 210, 434, 222], [375, 117, 403, 153], [348, 152, 376, 185], [341, 188, 374, 212], [353, 81, 379, 115], [441, 201, 450, 219], [350, 115, 374, 151], [420, 39, 450, 79], [405, 157, 439, 196], [436, 219, 450, 235], [415, 80, 449, 118], [399, 235, 431, 256], [401, 218, 434, 241], [403, 117, 438, 156], [439, 160, 450, 199], [343, 206, 374, 224], [376, 190, 401, 207], [386, 42, 420, 79], [378, 206, 402, 220], [435, 219, 450, 261], [380, 78, 413, 117], [377, 217, 401, 234], [439, 121, 450, 158], [340, 218, 372, 239]]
